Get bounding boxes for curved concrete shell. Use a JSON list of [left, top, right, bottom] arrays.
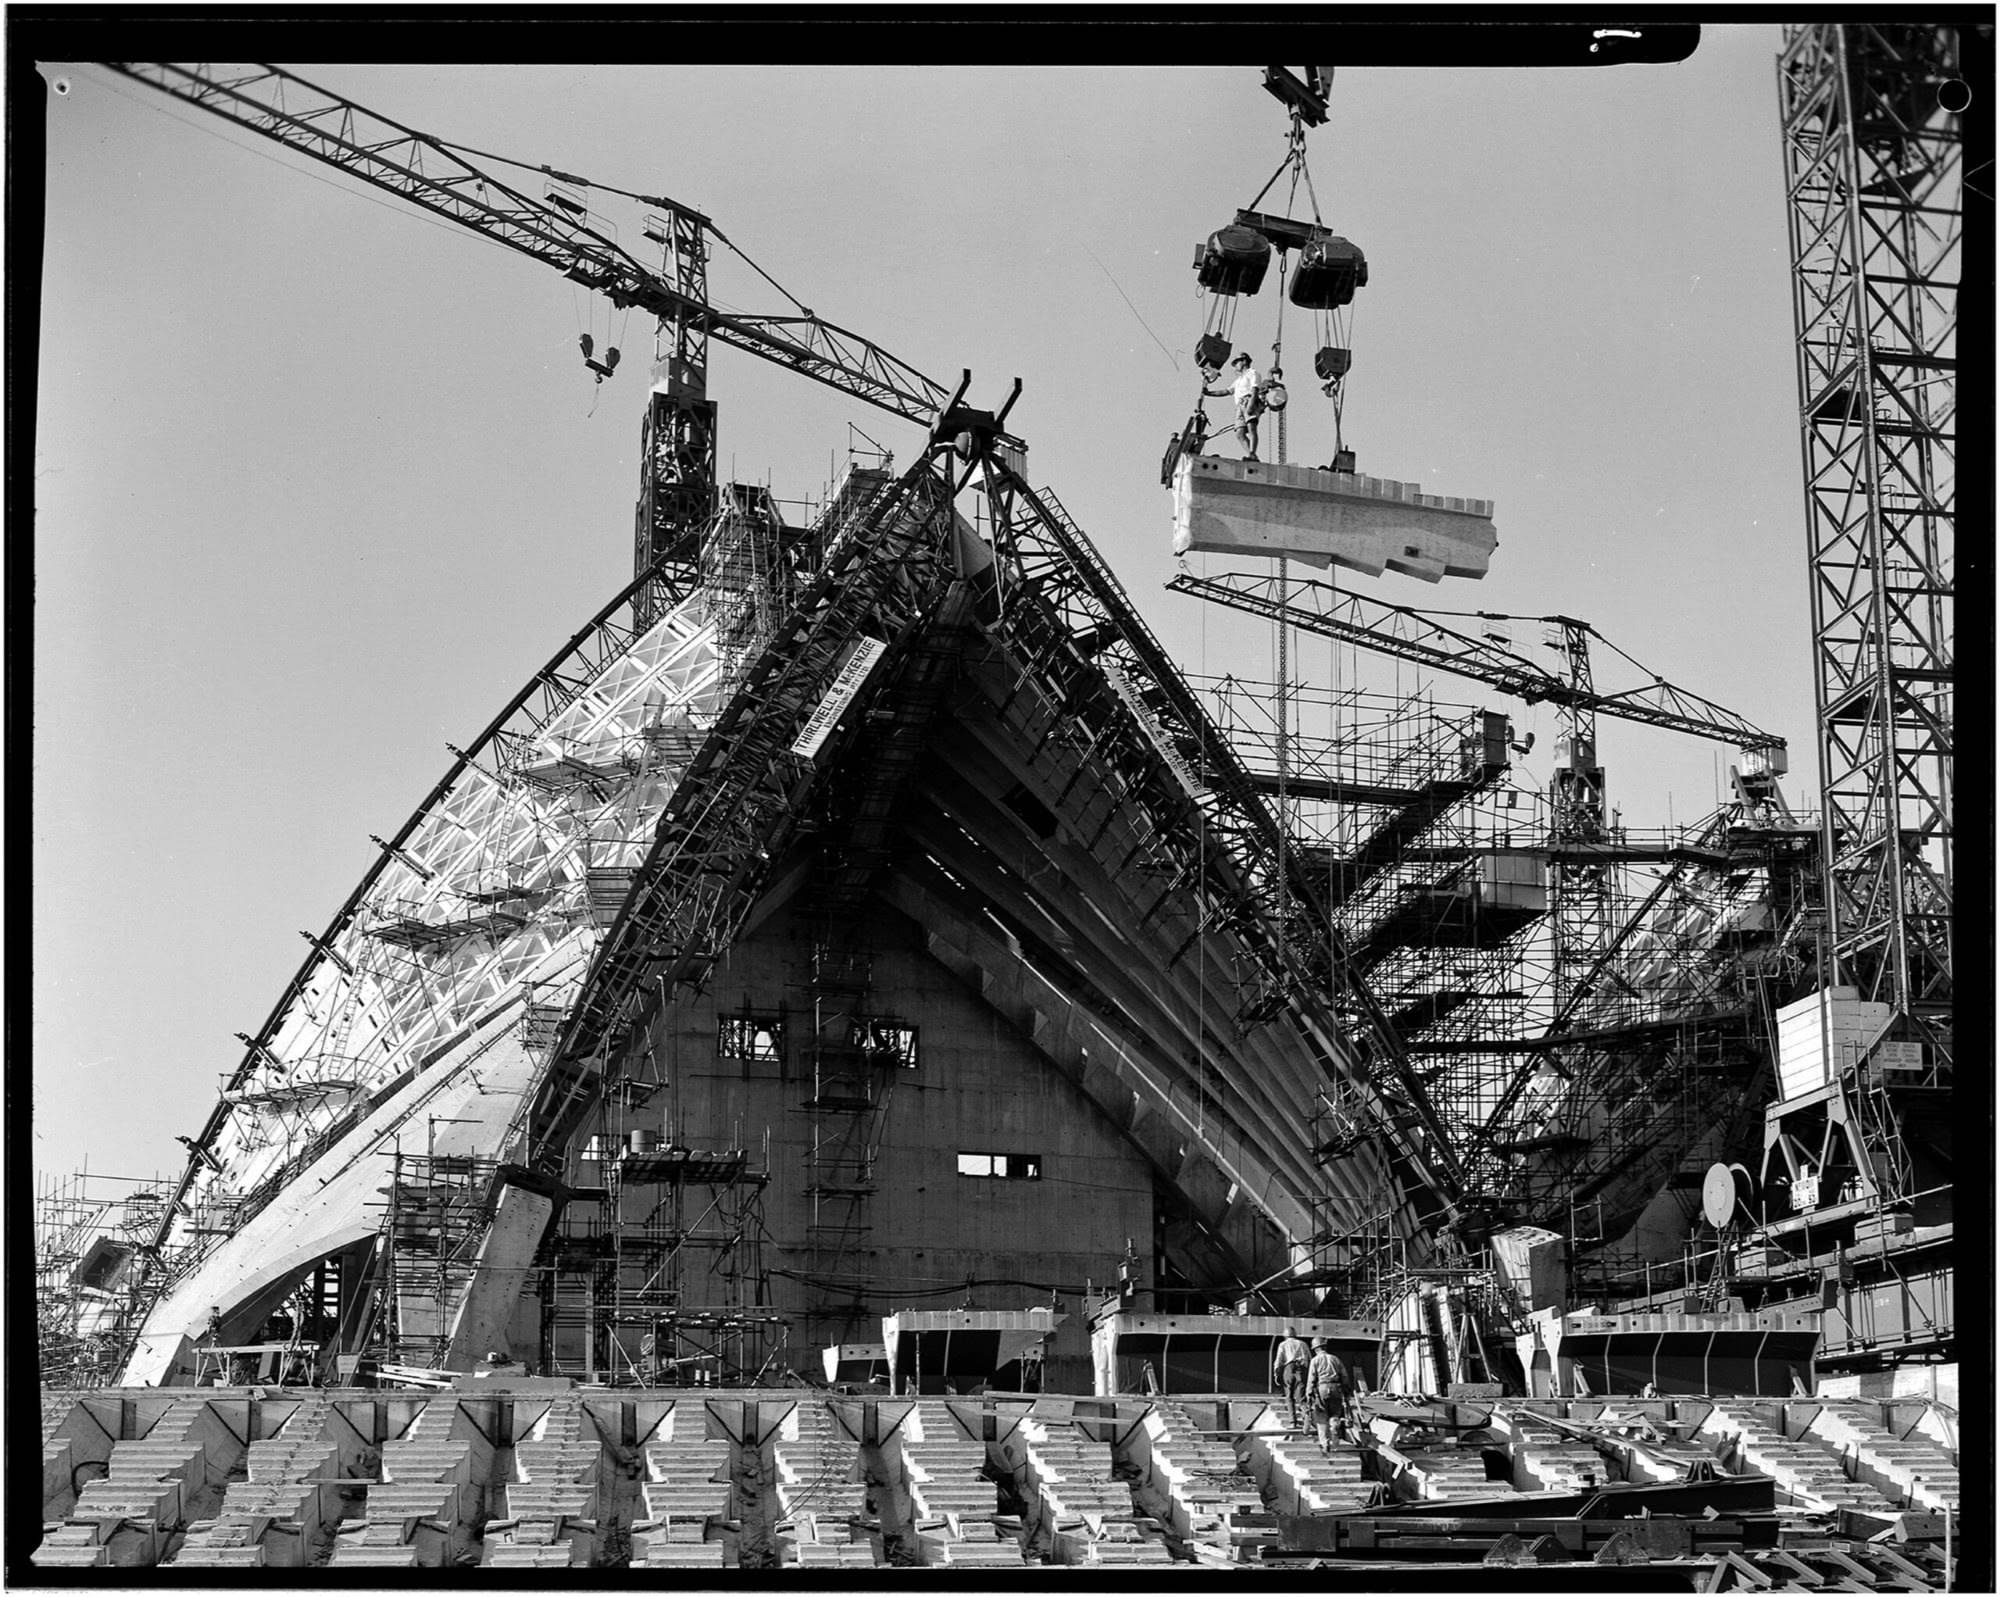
[[124, 443, 1456, 1387]]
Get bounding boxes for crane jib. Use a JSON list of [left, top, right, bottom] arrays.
[[108, 61, 952, 429]]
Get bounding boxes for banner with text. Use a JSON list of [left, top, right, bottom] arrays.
[[792, 636, 889, 759]]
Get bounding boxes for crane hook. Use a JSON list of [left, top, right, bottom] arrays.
[[578, 333, 621, 384]]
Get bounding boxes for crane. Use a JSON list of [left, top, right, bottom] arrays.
[[105, 62, 955, 623], [104, 65, 951, 425], [1166, 569, 1788, 767], [1776, 23, 1957, 1079]]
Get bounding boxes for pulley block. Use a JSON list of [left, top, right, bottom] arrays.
[[1290, 235, 1368, 309], [1194, 225, 1272, 297]]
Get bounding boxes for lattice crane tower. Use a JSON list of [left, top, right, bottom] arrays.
[[1776, 24, 1962, 1074]]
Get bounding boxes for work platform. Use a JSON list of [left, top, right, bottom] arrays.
[[1172, 454, 1497, 582]]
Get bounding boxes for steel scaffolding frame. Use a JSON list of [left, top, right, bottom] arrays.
[[1203, 665, 1822, 1280], [1778, 23, 1958, 1073], [34, 1172, 170, 1390]]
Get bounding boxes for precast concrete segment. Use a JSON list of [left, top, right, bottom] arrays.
[[126, 583, 723, 1385], [444, 1179, 556, 1369], [1171, 454, 1497, 583], [123, 1029, 552, 1388]]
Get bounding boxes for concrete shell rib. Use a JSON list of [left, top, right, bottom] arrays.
[[123, 578, 720, 1385]]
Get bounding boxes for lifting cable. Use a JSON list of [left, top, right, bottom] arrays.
[[430, 129, 822, 322]]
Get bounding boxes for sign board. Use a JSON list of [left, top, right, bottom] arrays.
[[1103, 659, 1206, 797], [791, 636, 888, 759], [1872, 1040, 1926, 1074]]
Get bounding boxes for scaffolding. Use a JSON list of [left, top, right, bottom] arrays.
[[35, 1171, 170, 1390], [797, 930, 898, 1342], [540, 1038, 779, 1385], [367, 1149, 501, 1368], [701, 482, 796, 687], [1200, 669, 1822, 1303]]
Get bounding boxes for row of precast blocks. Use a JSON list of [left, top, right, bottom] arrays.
[[36, 1390, 1956, 1569]]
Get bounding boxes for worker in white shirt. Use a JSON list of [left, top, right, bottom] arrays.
[[1202, 351, 1264, 461]]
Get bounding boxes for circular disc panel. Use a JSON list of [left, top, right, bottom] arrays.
[[1701, 1162, 1738, 1228]]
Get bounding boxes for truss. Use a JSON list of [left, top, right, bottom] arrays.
[[122, 561, 723, 1364], [1778, 24, 1957, 1065]]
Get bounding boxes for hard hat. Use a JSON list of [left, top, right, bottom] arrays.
[[1231, 352, 1252, 367], [1312, 1336, 1329, 1348]]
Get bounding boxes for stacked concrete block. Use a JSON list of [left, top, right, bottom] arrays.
[[902, 1400, 998, 1526], [205, 1394, 340, 1565], [1505, 1416, 1609, 1493], [1020, 1418, 1132, 1523], [333, 1399, 485, 1568], [774, 1399, 868, 1526], [1019, 1417, 1136, 1564], [916, 1519, 1031, 1568], [1402, 1446, 1499, 1502], [41, 1394, 79, 1447], [791, 1541, 880, 1568], [1806, 1401, 1961, 1514], [1053, 1518, 1177, 1567], [326, 1536, 422, 1569], [630, 1527, 729, 1569], [485, 1541, 585, 1568], [784, 1512, 880, 1569], [41, 1396, 82, 1524], [42, 1396, 121, 1527], [61, 1397, 241, 1567], [631, 1407, 733, 1566], [29, 1521, 112, 1569], [490, 1395, 601, 1565], [1140, 1402, 1265, 1558], [1261, 1437, 1373, 1516], [1699, 1402, 1900, 1516], [338, 1481, 460, 1567], [173, 1506, 313, 1571], [165, 1519, 267, 1569]]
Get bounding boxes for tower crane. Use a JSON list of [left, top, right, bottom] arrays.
[[1165, 568, 1790, 812], [105, 62, 955, 625], [1776, 23, 1959, 1079]]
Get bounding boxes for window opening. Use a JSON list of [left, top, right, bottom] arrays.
[[957, 1151, 1042, 1180], [851, 1017, 919, 1068], [719, 1013, 785, 1063]]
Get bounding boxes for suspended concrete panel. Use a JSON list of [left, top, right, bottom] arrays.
[[1171, 454, 1497, 583]]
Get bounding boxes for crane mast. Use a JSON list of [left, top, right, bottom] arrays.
[[1776, 25, 1958, 1074]]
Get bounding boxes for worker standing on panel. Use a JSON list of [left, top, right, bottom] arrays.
[[1203, 351, 1264, 461], [1306, 1336, 1348, 1449], [1273, 1326, 1311, 1426]]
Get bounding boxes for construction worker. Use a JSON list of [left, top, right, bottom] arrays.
[[1202, 351, 1264, 461], [1307, 1337, 1348, 1449], [1273, 1326, 1311, 1427]]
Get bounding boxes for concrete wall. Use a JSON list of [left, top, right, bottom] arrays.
[[557, 899, 1153, 1378]]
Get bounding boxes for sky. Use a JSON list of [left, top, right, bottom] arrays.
[[31, 36, 1816, 1187]]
